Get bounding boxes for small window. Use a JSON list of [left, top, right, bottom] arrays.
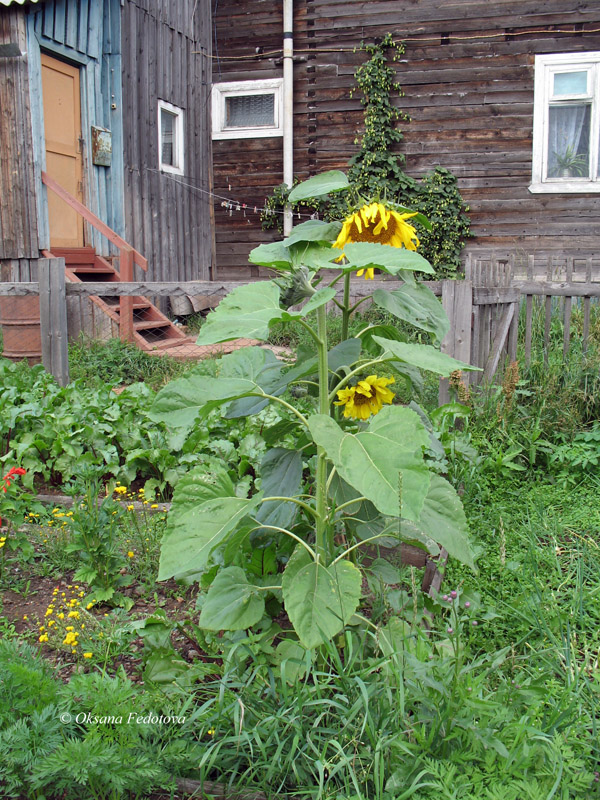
[[158, 100, 184, 175], [212, 79, 283, 140], [530, 52, 600, 193]]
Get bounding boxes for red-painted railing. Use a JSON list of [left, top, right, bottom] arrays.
[[41, 171, 145, 342]]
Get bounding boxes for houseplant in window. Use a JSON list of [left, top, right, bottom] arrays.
[[551, 145, 588, 178], [149, 170, 479, 654]]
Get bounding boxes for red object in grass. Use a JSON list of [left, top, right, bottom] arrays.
[[1, 467, 27, 527], [2, 466, 26, 492]]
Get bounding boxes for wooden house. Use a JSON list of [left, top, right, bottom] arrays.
[[211, 0, 600, 279], [0, 0, 213, 353]]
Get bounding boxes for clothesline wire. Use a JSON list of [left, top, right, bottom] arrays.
[[194, 26, 600, 60], [145, 168, 319, 220]]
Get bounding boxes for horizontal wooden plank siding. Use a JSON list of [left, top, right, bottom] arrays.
[[213, 0, 600, 275], [121, 0, 214, 284], [0, 9, 39, 259], [212, 0, 285, 279]]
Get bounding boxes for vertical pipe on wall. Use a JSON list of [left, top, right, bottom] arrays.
[[282, 0, 293, 236]]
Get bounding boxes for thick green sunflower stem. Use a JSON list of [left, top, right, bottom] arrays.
[[315, 303, 330, 565], [341, 271, 351, 342]]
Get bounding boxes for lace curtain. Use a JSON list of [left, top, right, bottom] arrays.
[[547, 104, 590, 177]]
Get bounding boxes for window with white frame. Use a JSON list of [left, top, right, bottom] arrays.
[[158, 100, 184, 175], [531, 52, 600, 193], [212, 79, 283, 139]]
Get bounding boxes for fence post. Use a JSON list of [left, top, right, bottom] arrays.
[[438, 279, 473, 405], [119, 245, 135, 343], [38, 257, 69, 386]]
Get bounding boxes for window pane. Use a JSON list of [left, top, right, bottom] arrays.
[[547, 104, 590, 178], [225, 94, 275, 128], [553, 70, 588, 96], [161, 110, 175, 166]]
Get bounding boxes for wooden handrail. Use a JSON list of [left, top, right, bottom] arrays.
[[41, 171, 147, 272]]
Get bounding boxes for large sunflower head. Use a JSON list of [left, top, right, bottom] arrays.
[[333, 202, 420, 263], [334, 375, 395, 420]]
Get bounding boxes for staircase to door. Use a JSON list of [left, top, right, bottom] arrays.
[[49, 246, 189, 352]]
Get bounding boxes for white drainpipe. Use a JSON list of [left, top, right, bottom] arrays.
[[283, 0, 294, 236]]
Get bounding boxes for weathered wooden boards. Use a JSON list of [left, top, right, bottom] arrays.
[[212, 0, 600, 276], [468, 254, 600, 370], [121, 0, 214, 286], [38, 258, 69, 386], [0, 9, 39, 260]]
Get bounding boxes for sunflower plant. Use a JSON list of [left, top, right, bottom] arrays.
[[150, 170, 479, 652]]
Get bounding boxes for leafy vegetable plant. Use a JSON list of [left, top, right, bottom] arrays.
[[151, 171, 480, 651]]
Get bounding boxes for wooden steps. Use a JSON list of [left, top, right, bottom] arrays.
[[49, 246, 188, 352]]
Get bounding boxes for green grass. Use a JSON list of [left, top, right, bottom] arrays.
[[67, 336, 209, 390]]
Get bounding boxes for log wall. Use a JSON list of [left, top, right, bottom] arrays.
[[121, 0, 214, 283], [213, 0, 600, 278]]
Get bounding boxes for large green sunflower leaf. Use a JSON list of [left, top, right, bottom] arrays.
[[281, 546, 362, 649], [308, 405, 431, 520], [195, 281, 336, 345], [255, 447, 303, 532], [410, 474, 476, 569], [299, 287, 337, 315], [288, 170, 349, 201], [298, 242, 342, 272], [158, 467, 262, 580], [373, 336, 479, 376], [275, 639, 313, 683], [283, 219, 341, 246], [199, 567, 266, 630], [195, 281, 284, 344], [222, 347, 284, 418], [248, 242, 293, 270], [372, 283, 450, 342], [341, 242, 434, 275], [149, 374, 258, 428]]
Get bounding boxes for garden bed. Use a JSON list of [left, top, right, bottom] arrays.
[[2, 289, 600, 798]]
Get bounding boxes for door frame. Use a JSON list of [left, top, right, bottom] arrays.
[[40, 52, 86, 248], [27, 27, 90, 251]]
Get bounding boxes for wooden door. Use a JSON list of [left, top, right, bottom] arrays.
[[41, 54, 84, 248]]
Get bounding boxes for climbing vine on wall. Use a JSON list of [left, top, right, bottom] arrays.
[[262, 34, 470, 279]]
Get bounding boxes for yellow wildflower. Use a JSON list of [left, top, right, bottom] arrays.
[[127, 551, 134, 558], [83, 652, 93, 659]]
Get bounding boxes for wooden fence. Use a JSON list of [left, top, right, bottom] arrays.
[[1, 257, 600, 397]]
